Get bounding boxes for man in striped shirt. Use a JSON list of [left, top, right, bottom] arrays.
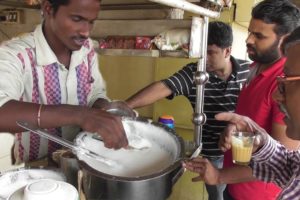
[[126, 21, 250, 200], [185, 26, 300, 200]]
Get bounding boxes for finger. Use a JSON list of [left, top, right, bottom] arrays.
[[109, 116, 128, 149], [101, 116, 128, 149], [192, 176, 203, 182], [215, 112, 242, 123], [184, 162, 205, 172], [184, 157, 208, 166]]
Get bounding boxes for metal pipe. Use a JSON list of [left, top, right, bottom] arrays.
[[193, 16, 209, 146], [148, 0, 220, 18]]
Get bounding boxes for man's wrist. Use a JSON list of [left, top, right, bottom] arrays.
[[92, 98, 110, 109]]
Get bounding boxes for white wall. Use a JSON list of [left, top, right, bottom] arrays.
[[231, 22, 250, 61], [0, 6, 41, 43]]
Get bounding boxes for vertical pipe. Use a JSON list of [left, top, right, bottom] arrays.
[[193, 16, 209, 147]]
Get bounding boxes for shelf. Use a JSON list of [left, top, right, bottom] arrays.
[[0, 0, 223, 12], [91, 19, 192, 37], [97, 49, 191, 58], [0, 1, 39, 9], [97, 49, 160, 57]]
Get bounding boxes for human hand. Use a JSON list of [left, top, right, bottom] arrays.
[[183, 157, 221, 184], [216, 112, 268, 153], [103, 100, 137, 118], [79, 108, 128, 149]]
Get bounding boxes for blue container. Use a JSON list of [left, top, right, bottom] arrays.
[[158, 115, 175, 129]]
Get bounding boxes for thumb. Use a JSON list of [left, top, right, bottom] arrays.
[[253, 131, 268, 152]]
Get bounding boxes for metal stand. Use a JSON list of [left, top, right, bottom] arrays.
[[193, 16, 209, 147], [148, 0, 223, 153]]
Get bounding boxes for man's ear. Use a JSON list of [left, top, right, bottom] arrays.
[[224, 46, 232, 58], [279, 34, 290, 55], [41, 0, 53, 17]]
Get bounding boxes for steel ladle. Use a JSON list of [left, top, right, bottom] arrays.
[[16, 121, 120, 167]]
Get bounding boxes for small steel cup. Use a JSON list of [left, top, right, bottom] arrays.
[[60, 151, 79, 188]]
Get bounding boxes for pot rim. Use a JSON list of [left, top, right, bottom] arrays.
[[77, 119, 185, 181]]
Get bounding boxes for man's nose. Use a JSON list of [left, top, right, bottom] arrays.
[[246, 33, 255, 45], [79, 22, 92, 38]]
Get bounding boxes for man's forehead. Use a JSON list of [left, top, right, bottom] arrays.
[[248, 19, 276, 35]]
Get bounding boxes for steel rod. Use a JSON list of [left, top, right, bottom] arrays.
[[193, 16, 209, 146], [148, 0, 220, 18]]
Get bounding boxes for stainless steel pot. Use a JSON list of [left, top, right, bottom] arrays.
[[78, 118, 185, 200]]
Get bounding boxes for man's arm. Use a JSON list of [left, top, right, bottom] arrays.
[[0, 100, 128, 149], [126, 81, 172, 109], [271, 122, 300, 150]]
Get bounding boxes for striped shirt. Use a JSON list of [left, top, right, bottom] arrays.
[[162, 56, 250, 157], [0, 25, 108, 163], [251, 135, 300, 200]]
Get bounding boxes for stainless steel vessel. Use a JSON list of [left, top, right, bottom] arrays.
[[81, 161, 182, 200], [79, 119, 185, 200], [17, 117, 185, 200]]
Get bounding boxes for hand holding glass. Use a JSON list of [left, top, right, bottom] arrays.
[[231, 131, 255, 165]]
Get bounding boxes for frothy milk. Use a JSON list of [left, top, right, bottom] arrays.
[[76, 120, 180, 177]]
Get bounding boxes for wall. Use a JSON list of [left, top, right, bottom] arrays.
[[232, 22, 249, 60], [0, 6, 41, 42]]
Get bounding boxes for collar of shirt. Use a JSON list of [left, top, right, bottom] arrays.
[[245, 57, 286, 86], [34, 24, 89, 68], [253, 57, 286, 77]]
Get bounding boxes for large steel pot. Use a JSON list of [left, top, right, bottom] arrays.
[[76, 118, 185, 200]]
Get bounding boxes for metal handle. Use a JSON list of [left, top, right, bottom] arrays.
[[16, 121, 78, 151], [171, 143, 202, 185], [16, 121, 120, 167]]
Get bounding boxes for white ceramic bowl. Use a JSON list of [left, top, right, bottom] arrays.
[[8, 179, 78, 200], [0, 169, 65, 199]]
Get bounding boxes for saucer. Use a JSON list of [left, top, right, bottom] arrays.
[[8, 179, 78, 200], [0, 169, 65, 199]]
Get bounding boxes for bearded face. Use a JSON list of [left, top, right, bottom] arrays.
[[247, 37, 281, 64], [246, 18, 283, 65]]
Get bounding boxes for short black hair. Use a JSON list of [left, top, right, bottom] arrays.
[[252, 0, 300, 36], [207, 21, 233, 48], [47, 0, 70, 14]]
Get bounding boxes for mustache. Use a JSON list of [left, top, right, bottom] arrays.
[[246, 44, 255, 51], [73, 36, 88, 41]]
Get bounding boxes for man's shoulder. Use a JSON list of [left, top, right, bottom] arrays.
[[231, 56, 251, 71], [233, 57, 251, 65], [0, 32, 35, 54], [181, 62, 197, 71]]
